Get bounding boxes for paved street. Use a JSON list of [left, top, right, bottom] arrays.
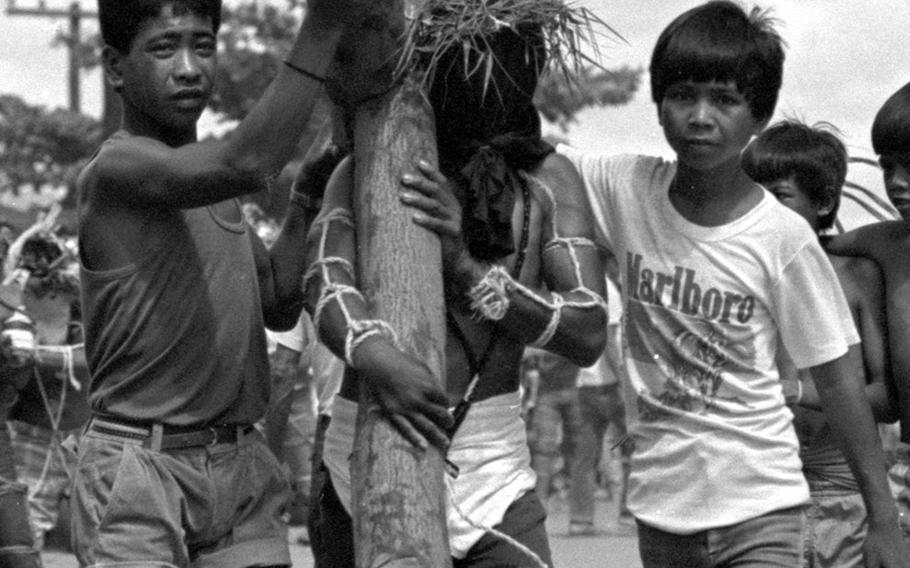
[[42, 491, 641, 568]]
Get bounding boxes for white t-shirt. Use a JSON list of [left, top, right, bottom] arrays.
[[560, 148, 859, 533]]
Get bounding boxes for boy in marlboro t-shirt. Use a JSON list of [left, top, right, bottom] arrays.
[[560, 2, 906, 567]]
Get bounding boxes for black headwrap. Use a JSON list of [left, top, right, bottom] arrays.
[[428, 24, 554, 261]]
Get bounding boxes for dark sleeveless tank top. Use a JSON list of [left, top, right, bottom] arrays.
[[80, 196, 269, 427]]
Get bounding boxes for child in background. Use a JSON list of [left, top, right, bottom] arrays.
[[827, 81, 910, 543], [559, 2, 906, 566], [743, 119, 897, 567], [0, 282, 42, 568], [6, 222, 90, 552]]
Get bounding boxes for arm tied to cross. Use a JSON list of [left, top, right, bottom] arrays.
[[465, 236, 605, 348], [304, 207, 402, 366], [464, 170, 607, 347]]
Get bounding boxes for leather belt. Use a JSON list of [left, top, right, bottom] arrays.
[[88, 416, 254, 451]]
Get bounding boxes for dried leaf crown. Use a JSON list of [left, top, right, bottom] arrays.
[[396, 0, 620, 98]]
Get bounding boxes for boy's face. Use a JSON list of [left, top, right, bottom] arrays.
[[879, 153, 910, 220], [659, 80, 765, 171], [111, 4, 217, 137], [765, 175, 821, 232]]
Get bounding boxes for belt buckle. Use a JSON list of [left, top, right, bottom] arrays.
[[207, 426, 219, 447]]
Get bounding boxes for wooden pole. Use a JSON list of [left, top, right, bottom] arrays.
[[332, 1, 452, 566]]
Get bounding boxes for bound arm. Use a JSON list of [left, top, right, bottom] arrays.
[[400, 154, 607, 367], [258, 136, 347, 331], [301, 158, 452, 451]]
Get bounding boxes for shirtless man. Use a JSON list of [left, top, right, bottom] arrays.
[[303, 24, 607, 568]]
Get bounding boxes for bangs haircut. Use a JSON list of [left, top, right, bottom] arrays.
[[650, 1, 785, 121], [872, 82, 910, 156], [99, 0, 221, 53], [742, 120, 847, 230]]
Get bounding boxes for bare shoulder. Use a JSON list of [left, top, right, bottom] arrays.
[[832, 254, 883, 296], [525, 152, 588, 209], [80, 135, 166, 205], [320, 155, 354, 209]]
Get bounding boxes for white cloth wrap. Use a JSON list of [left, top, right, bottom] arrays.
[[322, 391, 537, 558]]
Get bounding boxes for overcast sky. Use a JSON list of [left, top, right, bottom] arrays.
[[2, 0, 909, 160]]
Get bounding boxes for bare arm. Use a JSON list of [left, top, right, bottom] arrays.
[[92, 12, 346, 210], [792, 258, 897, 421], [259, 137, 346, 331], [302, 158, 452, 450], [810, 355, 908, 568], [853, 257, 898, 422], [824, 224, 885, 258]]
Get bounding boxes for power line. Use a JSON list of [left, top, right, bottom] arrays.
[[6, 0, 98, 113]]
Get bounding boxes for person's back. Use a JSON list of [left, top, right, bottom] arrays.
[[560, 2, 905, 567]]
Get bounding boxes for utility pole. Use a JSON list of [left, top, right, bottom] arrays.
[[6, 0, 97, 114]]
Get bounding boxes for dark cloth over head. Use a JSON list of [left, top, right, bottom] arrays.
[[459, 135, 553, 260], [428, 25, 554, 261]]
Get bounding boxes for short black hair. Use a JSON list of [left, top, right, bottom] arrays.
[[650, 1, 785, 122], [742, 120, 847, 230], [872, 82, 910, 157], [98, 0, 221, 53]]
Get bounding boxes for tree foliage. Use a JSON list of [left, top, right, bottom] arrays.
[[213, 1, 639, 131], [4, 1, 638, 217], [536, 64, 641, 131], [211, 0, 307, 120], [0, 94, 102, 196]]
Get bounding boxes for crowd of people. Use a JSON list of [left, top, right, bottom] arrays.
[[3, 0, 910, 567]]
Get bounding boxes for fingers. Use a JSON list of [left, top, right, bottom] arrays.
[[399, 190, 443, 216], [416, 160, 447, 184], [400, 172, 440, 199], [399, 190, 460, 237], [407, 412, 451, 452], [417, 397, 455, 432], [389, 414, 429, 451], [401, 162, 453, 202], [388, 412, 450, 453]]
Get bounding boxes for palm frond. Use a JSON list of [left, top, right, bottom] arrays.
[[396, 0, 622, 93]]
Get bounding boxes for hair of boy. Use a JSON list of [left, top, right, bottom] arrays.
[[649, 0, 785, 122], [98, 0, 222, 53], [741, 120, 847, 231], [872, 81, 910, 157]]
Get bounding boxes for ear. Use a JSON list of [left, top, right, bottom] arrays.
[[817, 191, 837, 217], [102, 45, 126, 92]]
